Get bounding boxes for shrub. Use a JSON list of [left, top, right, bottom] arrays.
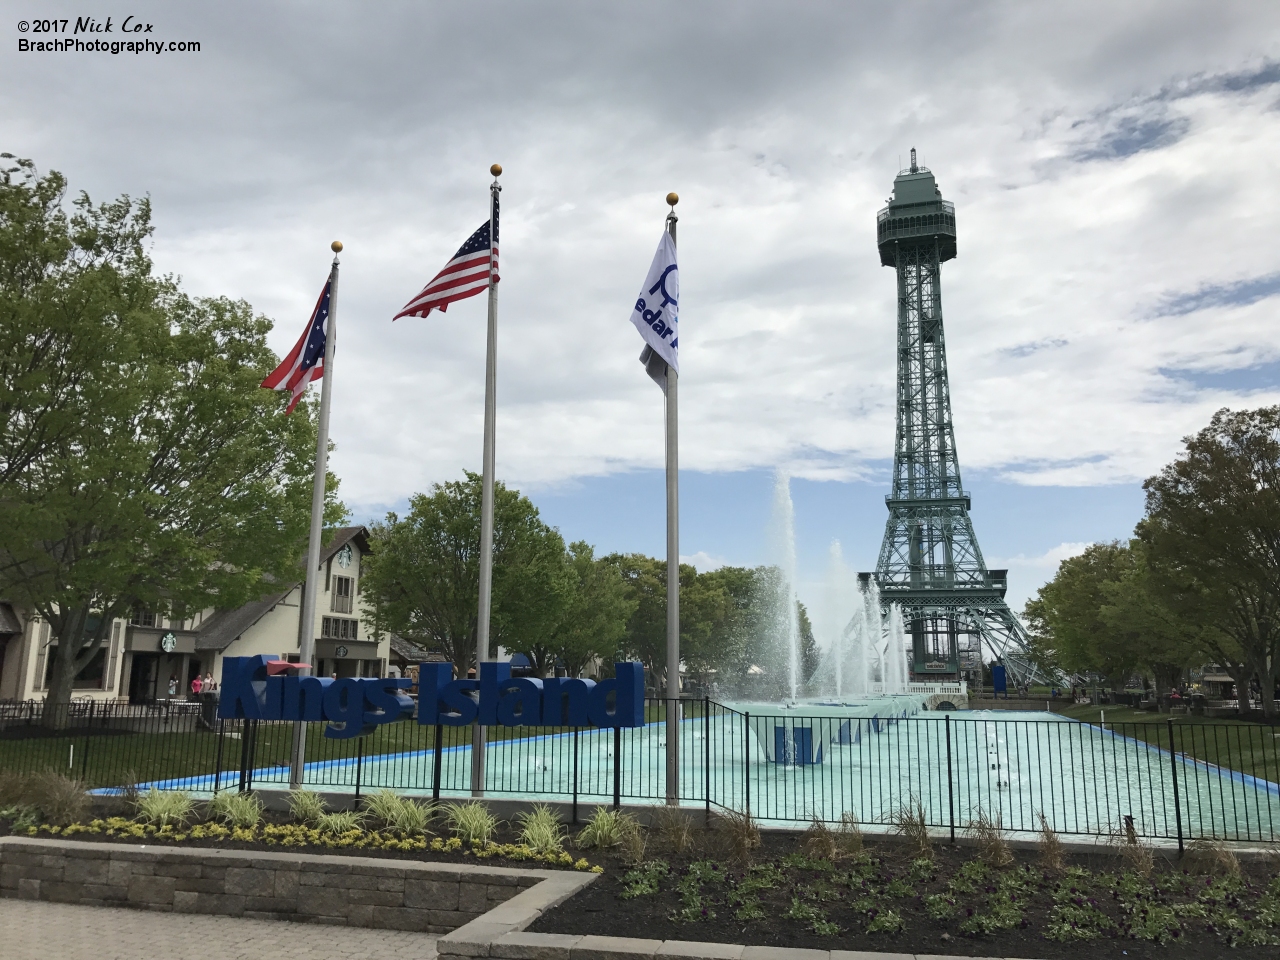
[[390, 797, 435, 836], [651, 806, 697, 856], [576, 806, 638, 850], [967, 808, 1013, 868], [1110, 816, 1155, 878], [1037, 812, 1065, 873], [1183, 838, 1241, 878], [287, 789, 327, 825], [803, 815, 838, 860], [361, 789, 406, 829], [315, 810, 366, 836], [890, 799, 932, 860], [135, 788, 194, 827], [711, 808, 760, 864], [517, 804, 565, 856], [443, 801, 498, 845], [0, 771, 92, 826], [837, 811, 865, 858], [208, 791, 263, 828]]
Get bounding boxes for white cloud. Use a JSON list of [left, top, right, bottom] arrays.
[[987, 542, 1097, 612], [5, 2, 1280, 517], [680, 552, 729, 573]]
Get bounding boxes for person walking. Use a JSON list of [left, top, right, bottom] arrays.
[[167, 675, 178, 699], [190, 673, 203, 698]]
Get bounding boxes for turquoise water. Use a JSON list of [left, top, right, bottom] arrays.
[[138, 708, 1280, 842]]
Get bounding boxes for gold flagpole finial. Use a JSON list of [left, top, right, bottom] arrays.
[[666, 192, 679, 207], [490, 164, 503, 177], [331, 241, 343, 253]]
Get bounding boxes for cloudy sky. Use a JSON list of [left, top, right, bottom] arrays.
[[6, 1, 1280, 641]]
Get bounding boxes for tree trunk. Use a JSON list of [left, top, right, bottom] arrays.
[[39, 605, 92, 730]]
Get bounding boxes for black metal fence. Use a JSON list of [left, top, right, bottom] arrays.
[[3, 698, 1278, 843]]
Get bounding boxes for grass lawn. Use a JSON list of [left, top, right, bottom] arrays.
[[1056, 704, 1280, 783], [0, 700, 709, 790]]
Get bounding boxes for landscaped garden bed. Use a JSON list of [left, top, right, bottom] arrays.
[[528, 810, 1280, 959], [6, 770, 1280, 957], [0, 771, 602, 872]]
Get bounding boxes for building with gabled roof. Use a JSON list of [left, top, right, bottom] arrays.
[[0, 526, 388, 703]]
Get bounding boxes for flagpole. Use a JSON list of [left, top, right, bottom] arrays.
[[663, 194, 681, 806], [289, 240, 342, 791], [472, 164, 502, 797]]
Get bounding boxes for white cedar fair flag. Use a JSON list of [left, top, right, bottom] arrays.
[[629, 231, 678, 392]]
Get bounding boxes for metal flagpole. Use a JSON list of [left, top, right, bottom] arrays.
[[663, 193, 680, 806], [472, 164, 502, 797], [289, 240, 342, 790]]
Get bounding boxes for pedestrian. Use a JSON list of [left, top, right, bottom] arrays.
[[204, 672, 216, 693], [167, 675, 178, 698], [190, 673, 203, 697]]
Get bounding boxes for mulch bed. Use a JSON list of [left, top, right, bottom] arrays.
[[529, 830, 1280, 959]]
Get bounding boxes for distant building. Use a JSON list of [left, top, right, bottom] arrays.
[[0, 526, 387, 703]]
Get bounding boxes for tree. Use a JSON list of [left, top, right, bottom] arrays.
[[1028, 542, 1144, 684], [1140, 406, 1280, 716], [1025, 540, 1200, 694], [605, 554, 730, 695], [539, 541, 635, 678], [0, 159, 334, 724], [362, 474, 572, 681], [797, 600, 819, 685]]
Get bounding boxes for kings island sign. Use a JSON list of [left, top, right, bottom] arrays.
[[217, 656, 644, 739]]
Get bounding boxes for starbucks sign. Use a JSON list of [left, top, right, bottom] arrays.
[[160, 632, 177, 653]]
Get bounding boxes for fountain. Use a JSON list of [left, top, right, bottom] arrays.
[[721, 473, 926, 766]]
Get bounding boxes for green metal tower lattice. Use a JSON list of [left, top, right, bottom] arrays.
[[867, 148, 1035, 685]]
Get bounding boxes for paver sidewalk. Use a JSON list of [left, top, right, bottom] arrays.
[[0, 899, 436, 960]]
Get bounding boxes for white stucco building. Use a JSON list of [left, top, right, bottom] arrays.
[[0, 526, 386, 703]]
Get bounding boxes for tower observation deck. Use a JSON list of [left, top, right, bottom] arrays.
[[866, 148, 1036, 685]]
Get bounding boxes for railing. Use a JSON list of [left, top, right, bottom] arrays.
[[3, 698, 1278, 843]]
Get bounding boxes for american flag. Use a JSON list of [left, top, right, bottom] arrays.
[[394, 200, 499, 320], [262, 277, 331, 414]]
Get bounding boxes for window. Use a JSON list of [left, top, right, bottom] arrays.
[[322, 617, 358, 641], [130, 610, 157, 627], [331, 576, 353, 614]]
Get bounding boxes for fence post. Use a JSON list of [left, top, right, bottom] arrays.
[[79, 701, 94, 783], [1168, 718, 1184, 855], [572, 727, 579, 824], [245, 720, 258, 793], [613, 726, 621, 810], [946, 714, 955, 844], [214, 720, 225, 794], [355, 737, 364, 801], [744, 711, 751, 816], [238, 720, 251, 793], [432, 723, 443, 803], [704, 697, 711, 816]]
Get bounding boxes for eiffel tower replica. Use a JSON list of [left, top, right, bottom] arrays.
[[863, 149, 1035, 685]]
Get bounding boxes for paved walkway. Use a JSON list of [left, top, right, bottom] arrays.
[[0, 900, 436, 960]]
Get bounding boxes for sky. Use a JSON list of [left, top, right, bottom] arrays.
[[5, 2, 1280, 643]]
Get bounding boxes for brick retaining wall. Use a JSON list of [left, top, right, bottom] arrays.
[[0, 837, 559, 932]]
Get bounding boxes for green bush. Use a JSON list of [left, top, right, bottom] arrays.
[[443, 801, 498, 845], [575, 806, 638, 850], [207, 791, 263, 828], [315, 810, 366, 836], [517, 804, 565, 855], [0, 771, 91, 826], [135, 788, 194, 827], [361, 789, 405, 829], [287, 789, 327, 824]]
